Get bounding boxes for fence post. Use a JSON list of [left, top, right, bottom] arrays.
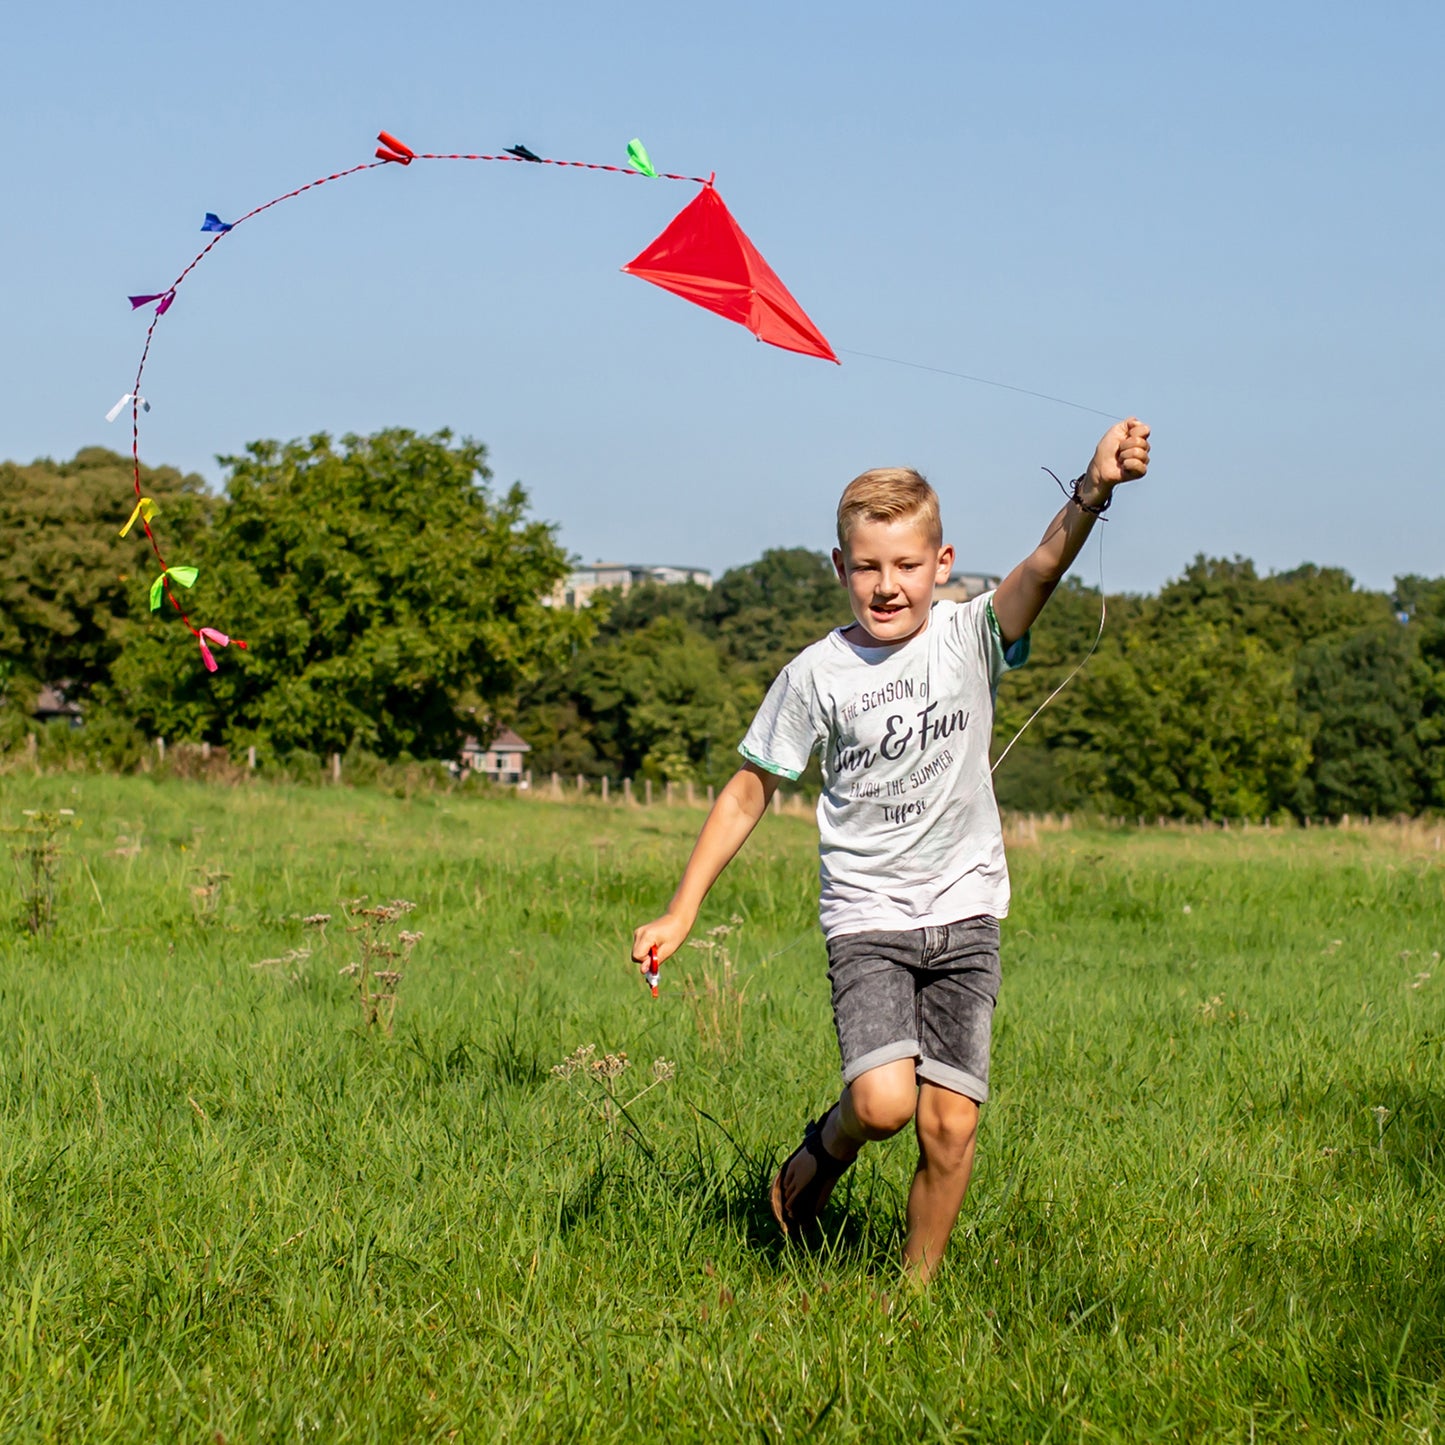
[[665, 781, 675, 806], [686, 780, 696, 807], [707, 785, 715, 807], [623, 778, 633, 805], [201, 741, 211, 761], [772, 790, 783, 816], [644, 779, 653, 807], [551, 772, 561, 799], [247, 745, 257, 770], [576, 774, 585, 796], [602, 777, 610, 803], [332, 753, 342, 784]]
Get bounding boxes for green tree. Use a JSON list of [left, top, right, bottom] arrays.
[[592, 580, 711, 637], [709, 547, 851, 677], [518, 549, 846, 784], [110, 429, 586, 758], [1063, 623, 1310, 821], [990, 578, 1140, 813], [1147, 556, 1394, 648], [1294, 623, 1431, 818], [994, 559, 1405, 818], [519, 616, 753, 786], [0, 447, 212, 700], [1395, 575, 1445, 808]]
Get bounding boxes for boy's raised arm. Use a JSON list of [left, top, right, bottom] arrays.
[[991, 418, 1151, 646], [630, 762, 780, 969]]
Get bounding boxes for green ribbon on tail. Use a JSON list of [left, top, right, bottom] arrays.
[[627, 138, 658, 178], [149, 565, 199, 612]]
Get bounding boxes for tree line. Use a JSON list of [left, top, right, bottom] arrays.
[[1, 433, 1440, 820], [0, 432, 586, 767], [517, 552, 1443, 822]]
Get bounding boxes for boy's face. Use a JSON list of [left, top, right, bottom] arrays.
[[832, 518, 955, 645]]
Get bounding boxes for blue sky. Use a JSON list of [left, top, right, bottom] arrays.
[[6, 0, 1442, 593]]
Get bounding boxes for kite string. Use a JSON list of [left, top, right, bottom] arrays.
[[414, 152, 710, 184], [990, 528, 1106, 775], [172, 161, 386, 294], [832, 354, 1117, 761], [837, 347, 1119, 422]]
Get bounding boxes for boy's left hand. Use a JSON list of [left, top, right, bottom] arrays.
[[1085, 417, 1151, 495]]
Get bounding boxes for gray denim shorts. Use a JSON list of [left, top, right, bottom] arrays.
[[825, 916, 1002, 1102]]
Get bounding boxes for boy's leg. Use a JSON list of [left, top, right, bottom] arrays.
[[775, 1059, 917, 1216], [775, 928, 927, 1231], [837, 1059, 920, 1141], [905, 917, 999, 1281], [903, 1082, 980, 1282]]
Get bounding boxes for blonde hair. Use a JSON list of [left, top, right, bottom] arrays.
[[836, 467, 942, 547]]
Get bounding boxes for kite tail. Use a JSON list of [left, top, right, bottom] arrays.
[[115, 132, 725, 666]]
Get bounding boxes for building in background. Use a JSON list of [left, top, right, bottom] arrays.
[[32, 682, 84, 727], [547, 560, 992, 610], [459, 727, 531, 785], [934, 569, 1002, 604], [547, 562, 713, 609]]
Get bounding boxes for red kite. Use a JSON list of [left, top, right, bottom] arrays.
[[623, 185, 837, 363]]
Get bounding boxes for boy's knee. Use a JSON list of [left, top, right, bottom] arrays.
[[916, 1091, 979, 1164], [847, 1072, 917, 1139]]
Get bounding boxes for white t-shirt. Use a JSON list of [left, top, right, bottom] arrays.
[[738, 594, 1029, 939]]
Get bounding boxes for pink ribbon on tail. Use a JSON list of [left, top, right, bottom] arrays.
[[197, 627, 248, 672]]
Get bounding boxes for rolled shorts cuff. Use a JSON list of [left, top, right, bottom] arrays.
[[841, 1039, 920, 1086], [916, 1058, 989, 1103]]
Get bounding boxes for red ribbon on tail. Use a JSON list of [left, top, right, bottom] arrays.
[[375, 130, 415, 165]]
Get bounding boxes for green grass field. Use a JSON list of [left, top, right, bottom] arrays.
[[1, 775, 1442, 1442]]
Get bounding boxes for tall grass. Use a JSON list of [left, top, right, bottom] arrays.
[[0, 775, 1441, 1441]]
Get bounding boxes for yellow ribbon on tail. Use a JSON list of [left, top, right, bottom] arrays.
[[120, 497, 156, 538]]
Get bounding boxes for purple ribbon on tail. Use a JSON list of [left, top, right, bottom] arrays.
[[128, 290, 176, 315]]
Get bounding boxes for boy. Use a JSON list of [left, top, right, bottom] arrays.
[[631, 418, 1151, 1281]]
